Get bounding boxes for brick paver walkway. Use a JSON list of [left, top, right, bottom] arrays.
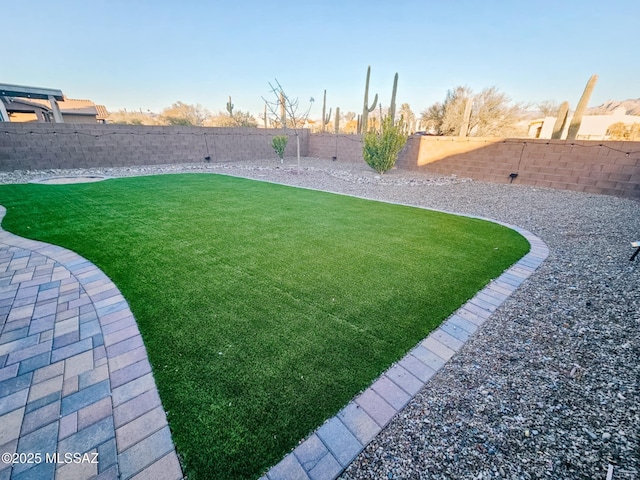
[[0, 200, 547, 480], [0, 206, 182, 480]]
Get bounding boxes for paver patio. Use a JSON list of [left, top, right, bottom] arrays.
[[0, 206, 183, 480]]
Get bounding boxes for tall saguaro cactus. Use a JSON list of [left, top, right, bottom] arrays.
[[567, 74, 598, 140], [226, 96, 234, 117], [321, 89, 332, 132], [334, 107, 340, 134], [459, 98, 473, 137], [360, 66, 378, 134], [551, 101, 570, 139], [263, 104, 268, 128], [389, 73, 398, 125]]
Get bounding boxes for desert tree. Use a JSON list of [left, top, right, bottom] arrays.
[[262, 80, 314, 173], [438, 86, 473, 135], [471, 87, 528, 137], [207, 110, 258, 127], [344, 111, 357, 122], [607, 122, 640, 140], [160, 101, 211, 126], [421, 86, 528, 137], [537, 100, 561, 117], [420, 101, 446, 134], [398, 103, 416, 133], [107, 109, 159, 125]]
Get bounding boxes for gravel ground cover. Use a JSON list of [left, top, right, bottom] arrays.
[[2, 158, 638, 479]]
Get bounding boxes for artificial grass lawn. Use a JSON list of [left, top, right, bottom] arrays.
[[0, 174, 529, 479]]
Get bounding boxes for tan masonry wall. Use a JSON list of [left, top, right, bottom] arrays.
[[309, 134, 640, 198], [2, 123, 638, 198], [402, 137, 640, 198], [0, 123, 307, 171]]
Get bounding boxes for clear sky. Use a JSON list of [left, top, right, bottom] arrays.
[[2, 0, 638, 120]]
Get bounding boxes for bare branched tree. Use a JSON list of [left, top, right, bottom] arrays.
[[537, 100, 561, 117], [471, 87, 528, 137], [439, 86, 473, 135], [262, 80, 314, 173], [421, 86, 528, 137]]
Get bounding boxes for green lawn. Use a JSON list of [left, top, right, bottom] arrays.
[[0, 174, 529, 479]]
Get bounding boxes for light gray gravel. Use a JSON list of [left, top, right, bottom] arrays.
[[2, 158, 638, 479]]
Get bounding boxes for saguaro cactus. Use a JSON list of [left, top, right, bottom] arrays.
[[334, 106, 340, 134], [263, 104, 268, 128], [321, 89, 332, 132], [389, 73, 398, 125], [360, 66, 378, 134], [551, 101, 569, 139], [567, 74, 598, 140], [226, 96, 234, 117], [459, 98, 473, 137]]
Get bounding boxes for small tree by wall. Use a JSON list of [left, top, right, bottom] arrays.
[[262, 80, 314, 173], [271, 135, 288, 163]]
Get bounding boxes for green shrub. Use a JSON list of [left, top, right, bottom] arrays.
[[362, 115, 408, 174], [272, 135, 288, 163]]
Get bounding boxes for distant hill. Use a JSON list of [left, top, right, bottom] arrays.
[[587, 99, 640, 115]]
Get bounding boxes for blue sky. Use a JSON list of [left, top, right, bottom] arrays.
[[2, 0, 638, 120]]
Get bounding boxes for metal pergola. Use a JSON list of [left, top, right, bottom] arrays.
[[0, 83, 65, 122]]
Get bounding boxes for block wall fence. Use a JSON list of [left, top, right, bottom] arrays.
[[0, 123, 308, 170], [1, 124, 639, 198], [311, 133, 640, 198]]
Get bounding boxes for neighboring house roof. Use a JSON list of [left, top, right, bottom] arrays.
[[95, 104, 109, 120], [28, 98, 99, 117]]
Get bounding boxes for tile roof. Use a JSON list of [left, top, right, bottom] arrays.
[[27, 97, 98, 116], [95, 104, 109, 120]]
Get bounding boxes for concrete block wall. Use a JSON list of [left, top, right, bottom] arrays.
[[398, 137, 640, 198], [310, 134, 640, 198], [308, 133, 419, 167], [2, 123, 638, 197], [0, 123, 307, 171], [308, 133, 365, 163]]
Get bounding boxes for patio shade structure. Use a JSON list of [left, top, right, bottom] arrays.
[[0, 83, 65, 123]]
